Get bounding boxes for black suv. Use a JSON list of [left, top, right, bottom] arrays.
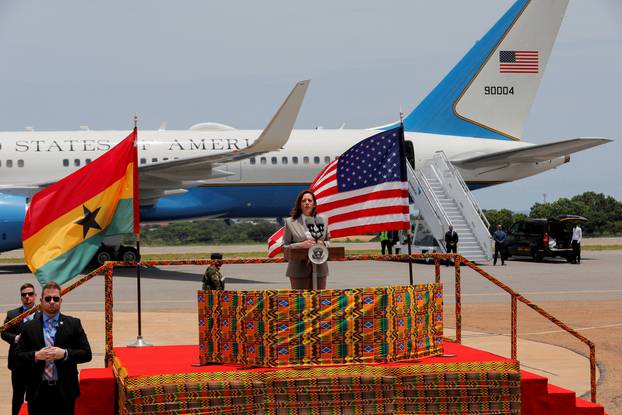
[[505, 215, 587, 261]]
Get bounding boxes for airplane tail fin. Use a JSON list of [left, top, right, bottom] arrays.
[[403, 0, 569, 140]]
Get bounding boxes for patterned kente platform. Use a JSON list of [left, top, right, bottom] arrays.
[[198, 284, 444, 367], [112, 343, 521, 415]]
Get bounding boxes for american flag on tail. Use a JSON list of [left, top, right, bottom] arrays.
[[267, 126, 410, 257]]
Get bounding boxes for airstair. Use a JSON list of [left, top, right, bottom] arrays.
[[406, 152, 492, 263]]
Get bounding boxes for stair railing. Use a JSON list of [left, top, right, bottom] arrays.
[[407, 162, 451, 250], [446, 254, 598, 403], [429, 152, 492, 260], [435, 151, 491, 231]]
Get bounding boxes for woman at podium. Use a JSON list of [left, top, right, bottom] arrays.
[[283, 190, 331, 289]]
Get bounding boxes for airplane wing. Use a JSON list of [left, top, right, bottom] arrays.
[[138, 80, 309, 204], [452, 138, 611, 168]]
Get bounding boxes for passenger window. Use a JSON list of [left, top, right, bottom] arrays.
[[313, 156, 320, 164], [152, 158, 158, 163], [250, 158, 256, 165], [324, 156, 331, 163], [140, 158, 146, 165], [292, 156, 298, 164], [260, 157, 267, 165], [163, 157, 169, 161], [271, 156, 277, 165], [74, 159, 80, 167], [85, 159, 92, 164], [303, 156, 309, 164], [509, 223, 520, 234], [282, 157, 288, 165], [63, 159, 69, 167], [6, 160, 13, 168], [18, 160, 24, 167]]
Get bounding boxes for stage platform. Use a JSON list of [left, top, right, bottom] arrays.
[[17, 342, 606, 415], [113, 342, 521, 414]]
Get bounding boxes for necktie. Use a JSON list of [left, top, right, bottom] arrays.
[[24, 309, 34, 322], [43, 319, 57, 381]]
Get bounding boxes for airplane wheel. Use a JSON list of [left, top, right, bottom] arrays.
[[119, 247, 139, 262], [95, 248, 114, 266]]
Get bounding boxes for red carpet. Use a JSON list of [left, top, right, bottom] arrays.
[[62, 342, 604, 414], [114, 341, 506, 376]]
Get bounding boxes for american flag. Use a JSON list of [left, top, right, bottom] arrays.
[[267, 126, 410, 257], [499, 50, 539, 74], [267, 227, 284, 257]]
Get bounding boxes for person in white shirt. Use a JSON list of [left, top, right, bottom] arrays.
[[571, 224, 583, 264]]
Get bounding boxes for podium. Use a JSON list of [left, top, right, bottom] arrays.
[[284, 246, 345, 261], [285, 246, 345, 289]]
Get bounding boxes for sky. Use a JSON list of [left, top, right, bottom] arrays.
[[0, 0, 620, 211]]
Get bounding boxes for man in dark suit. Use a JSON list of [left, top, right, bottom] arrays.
[[444, 225, 459, 266], [2, 283, 38, 415], [16, 281, 92, 415]]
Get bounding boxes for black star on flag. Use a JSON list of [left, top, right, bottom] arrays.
[[74, 205, 102, 239]]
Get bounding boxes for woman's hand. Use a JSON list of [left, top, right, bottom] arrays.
[[299, 239, 315, 248]]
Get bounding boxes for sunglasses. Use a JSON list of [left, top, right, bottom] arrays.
[[43, 296, 61, 303], [21, 292, 36, 297]]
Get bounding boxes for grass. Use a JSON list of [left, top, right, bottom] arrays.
[[582, 245, 622, 251], [2, 246, 620, 265], [0, 249, 384, 264]]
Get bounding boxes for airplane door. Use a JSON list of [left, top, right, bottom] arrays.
[[225, 161, 242, 181], [404, 140, 415, 169]]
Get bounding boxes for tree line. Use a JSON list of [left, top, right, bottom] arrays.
[[484, 192, 622, 236], [141, 220, 281, 246]]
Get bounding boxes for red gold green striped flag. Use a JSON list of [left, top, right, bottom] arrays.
[[23, 129, 139, 286]]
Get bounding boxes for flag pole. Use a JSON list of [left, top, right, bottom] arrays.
[[128, 115, 152, 347], [399, 112, 414, 285]]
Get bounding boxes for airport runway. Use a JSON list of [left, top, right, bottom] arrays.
[[1, 250, 620, 312]]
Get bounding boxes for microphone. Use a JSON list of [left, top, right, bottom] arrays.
[[304, 216, 325, 241], [304, 216, 316, 230]]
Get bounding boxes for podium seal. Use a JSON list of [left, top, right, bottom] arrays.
[[308, 244, 329, 265]]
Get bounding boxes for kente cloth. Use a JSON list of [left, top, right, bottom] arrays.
[[113, 356, 521, 415], [198, 284, 443, 367]]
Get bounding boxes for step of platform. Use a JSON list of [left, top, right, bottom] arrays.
[[520, 371, 605, 415]]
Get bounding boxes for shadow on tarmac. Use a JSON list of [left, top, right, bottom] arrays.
[[506, 257, 576, 264], [108, 266, 269, 284], [0, 264, 31, 274]]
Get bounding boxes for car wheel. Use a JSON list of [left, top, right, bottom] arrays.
[[95, 248, 114, 266], [119, 247, 139, 262], [531, 249, 543, 262]]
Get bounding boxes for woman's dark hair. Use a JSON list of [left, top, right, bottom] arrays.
[[290, 190, 317, 219]]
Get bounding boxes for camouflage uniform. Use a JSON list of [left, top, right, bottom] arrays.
[[202, 265, 224, 290]]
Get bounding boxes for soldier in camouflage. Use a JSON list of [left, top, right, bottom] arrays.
[[202, 253, 225, 290]]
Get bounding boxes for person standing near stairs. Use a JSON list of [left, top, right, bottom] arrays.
[[493, 224, 507, 266], [444, 225, 459, 266]]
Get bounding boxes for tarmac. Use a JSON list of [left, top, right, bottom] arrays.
[[2, 243, 620, 414]]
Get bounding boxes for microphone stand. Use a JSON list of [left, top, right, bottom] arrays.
[[306, 217, 325, 290]]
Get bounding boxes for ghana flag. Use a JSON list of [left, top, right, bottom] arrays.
[[23, 129, 139, 286]]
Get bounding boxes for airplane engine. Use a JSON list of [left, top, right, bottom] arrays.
[[0, 193, 27, 252]]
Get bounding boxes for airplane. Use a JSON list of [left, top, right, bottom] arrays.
[[0, 0, 612, 258]]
